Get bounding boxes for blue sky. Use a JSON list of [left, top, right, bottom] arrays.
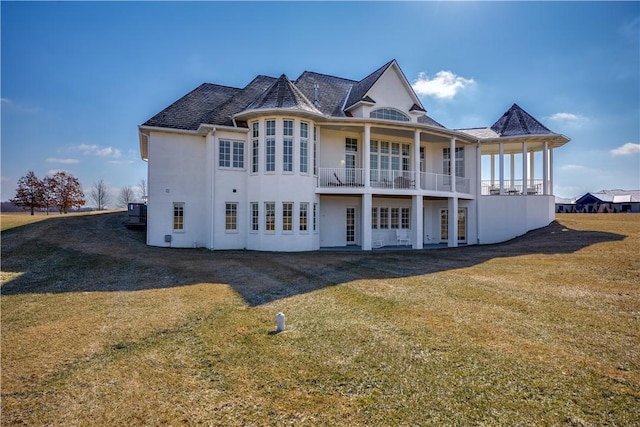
[[2, 1, 638, 204]]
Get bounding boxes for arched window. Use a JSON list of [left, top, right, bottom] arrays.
[[370, 108, 410, 122]]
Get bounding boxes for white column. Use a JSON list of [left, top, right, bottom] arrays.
[[414, 129, 421, 189], [412, 195, 423, 249], [529, 150, 535, 188], [448, 197, 458, 248], [510, 153, 515, 190], [543, 141, 549, 195], [364, 124, 371, 188], [206, 130, 215, 249], [549, 147, 554, 196], [450, 137, 456, 192], [499, 142, 505, 195], [522, 142, 528, 194], [476, 143, 482, 197], [490, 154, 495, 187], [362, 193, 372, 250]]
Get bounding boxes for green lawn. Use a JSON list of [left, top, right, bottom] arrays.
[[1, 212, 638, 425]]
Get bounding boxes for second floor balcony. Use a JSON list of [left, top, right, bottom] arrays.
[[318, 168, 471, 194]]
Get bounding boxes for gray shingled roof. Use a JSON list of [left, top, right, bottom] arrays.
[[205, 75, 277, 127], [142, 61, 440, 130], [241, 74, 320, 115], [294, 71, 357, 117], [143, 83, 240, 131], [417, 114, 446, 128], [491, 103, 553, 136]]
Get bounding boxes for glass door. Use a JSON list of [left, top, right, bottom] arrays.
[[346, 207, 356, 244], [439, 208, 467, 243]]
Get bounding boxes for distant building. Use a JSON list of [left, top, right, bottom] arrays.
[[556, 190, 640, 213], [138, 59, 570, 251]]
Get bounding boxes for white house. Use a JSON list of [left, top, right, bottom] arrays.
[[138, 60, 570, 251]]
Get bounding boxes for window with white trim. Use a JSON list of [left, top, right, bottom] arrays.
[[300, 122, 309, 173], [250, 202, 259, 232], [265, 202, 275, 232], [372, 207, 378, 229], [219, 140, 244, 168], [300, 202, 308, 232], [282, 202, 293, 232], [370, 108, 410, 122], [380, 207, 389, 229], [313, 203, 318, 231], [251, 122, 259, 173], [391, 208, 399, 229], [173, 202, 184, 231], [225, 203, 238, 231], [401, 208, 410, 229], [266, 120, 276, 172], [283, 120, 293, 172], [371, 206, 410, 230], [313, 126, 318, 176], [443, 147, 465, 177]]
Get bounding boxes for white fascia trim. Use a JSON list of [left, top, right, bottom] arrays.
[[233, 108, 324, 121], [319, 117, 478, 143], [196, 123, 250, 135], [480, 134, 571, 146], [138, 125, 200, 136]]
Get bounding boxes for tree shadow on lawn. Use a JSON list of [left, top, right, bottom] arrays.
[[0, 212, 627, 306]]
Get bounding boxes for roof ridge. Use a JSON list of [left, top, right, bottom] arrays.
[[295, 70, 358, 84]]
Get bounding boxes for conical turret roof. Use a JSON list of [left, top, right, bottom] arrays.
[[490, 103, 553, 136], [242, 74, 321, 114]]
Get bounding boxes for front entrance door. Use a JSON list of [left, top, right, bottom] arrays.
[[346, 207, 356, 245]]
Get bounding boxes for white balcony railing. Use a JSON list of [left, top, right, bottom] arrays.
[[420, 172, 470, 193], [370, 170, 415, 189], [481, 179, 543, 195], [317, 168, 472, 194], [318, 168, 365, 187]]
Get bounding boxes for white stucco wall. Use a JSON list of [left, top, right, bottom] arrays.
[[478, 195, 555, 244], [319, 196, 361, 247], [146, 131, 208, 248]]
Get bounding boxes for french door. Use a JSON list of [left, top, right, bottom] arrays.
[[346, 207, 356, 245], [439, 208, 467, 243]]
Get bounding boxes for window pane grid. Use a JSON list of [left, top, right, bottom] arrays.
[[225, 203, 237, 230], [370, 108, 410, 122], [300, 202, 308, 231], [173, 203, 184, 231], [265, 202, 275, 231], [283, 138, 293, 172], [266, 138, 275, 171], [282, 202, 293, 231], [251, 202, 259, 231]]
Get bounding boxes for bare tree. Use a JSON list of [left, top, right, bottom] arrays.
[[90, 179, 111, 210], [138, 178, 147, 203], [117, 185, 135, 208], [10, 171, 44, 215]]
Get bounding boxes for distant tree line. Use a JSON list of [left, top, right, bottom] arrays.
[[9, 172, 148, 214], [10, 171, 85, 215]]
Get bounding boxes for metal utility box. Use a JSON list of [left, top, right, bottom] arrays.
[[125, 203, 147, 228]]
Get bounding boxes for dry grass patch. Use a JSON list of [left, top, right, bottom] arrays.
[[1, 212, 639, 425]]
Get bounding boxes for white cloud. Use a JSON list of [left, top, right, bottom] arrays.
[[611, 142, 640, 156], [549, 112, 579, 121], [412, 71, 475, 100], [46, 158, 80, 164], [77, 144, 122, 158], [559, 164, 593, 172]]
